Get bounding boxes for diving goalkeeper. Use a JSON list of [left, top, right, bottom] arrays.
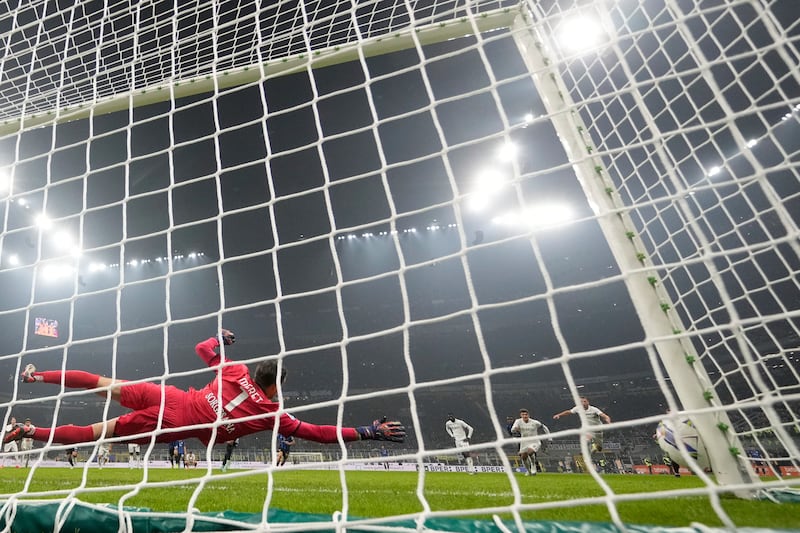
[[3, 329, 405, 448]]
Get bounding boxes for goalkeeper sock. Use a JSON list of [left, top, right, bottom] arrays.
[[38, 370, 101, 389], [466, 456, 474, 472], [32, 425, 95, 444]]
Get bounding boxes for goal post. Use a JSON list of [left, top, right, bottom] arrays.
[[510, 5, 759, 493]]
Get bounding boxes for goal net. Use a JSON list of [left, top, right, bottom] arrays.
[[0, 0, 798, 531]]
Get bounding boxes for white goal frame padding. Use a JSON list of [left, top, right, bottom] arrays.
[[511, 5, 758, 494], [0, 9, 517, 137]]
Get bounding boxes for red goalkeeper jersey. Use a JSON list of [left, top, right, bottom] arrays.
[[115, 337, 360, 445], [184, 337, 301, 445]]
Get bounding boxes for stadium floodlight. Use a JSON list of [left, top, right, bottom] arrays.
[[497, 140, 518, 162], [7, 254, 19, 266], [52, 230, 73, 250], [35, 214, 53, 230], [474, 168, 506, 194], [556, 13, 606, 54], [88, 262, 106, 272], [521, 204, 574, 229], [41, 263, 74, 281], [466, 193, 490, 212], [492, 204, 573, 231], [468, 167, 507, 212]]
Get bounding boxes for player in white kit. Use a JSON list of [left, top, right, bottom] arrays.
[[510, 409, 551, 476], [445, 414, 476, 474], [128, 443, 141, 468], [553, 396, 611, 453], [97, 442, 111, 468]]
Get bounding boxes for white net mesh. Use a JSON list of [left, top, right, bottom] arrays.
[[531, 0, 799, 475], [0, 0, 798, 531]]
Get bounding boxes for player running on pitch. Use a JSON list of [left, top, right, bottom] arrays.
[[4, 329, 405, 450], [510, 408, 552, 476], [553, 396, 611, 453]]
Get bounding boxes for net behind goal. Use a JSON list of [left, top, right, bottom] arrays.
[[0, 0, 798, 531]]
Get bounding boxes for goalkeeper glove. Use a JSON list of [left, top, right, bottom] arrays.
[[356, 417, 406, 443], [220, 329, 236, 345]]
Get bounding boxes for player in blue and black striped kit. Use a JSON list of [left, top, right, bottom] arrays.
[[276, 433, 295, 467]]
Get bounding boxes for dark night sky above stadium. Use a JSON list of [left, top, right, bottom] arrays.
[[0, 1, 797, 448]]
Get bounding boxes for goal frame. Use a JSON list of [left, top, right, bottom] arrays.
[[0, 9, 517, 137], [0, 0, 762, 494], [3, 2, 796, 530]]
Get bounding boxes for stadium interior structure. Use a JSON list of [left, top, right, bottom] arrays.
[[0, 0, 799, 531]]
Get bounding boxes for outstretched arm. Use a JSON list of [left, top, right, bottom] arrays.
[[292, 423, 359, 443], [195, 329, 236, 368], [553, 409, 572, 420], [290, 418, 405, 444], [601, 412, 612, 424], [195, 337, 221, 367]]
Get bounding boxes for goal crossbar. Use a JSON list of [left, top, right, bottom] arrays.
[[0, 8, 517, 138]]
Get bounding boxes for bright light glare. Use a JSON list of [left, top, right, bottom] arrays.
[[36, 214, 53, 230], [708, 166, 721, 177], [493, 204, 574, 230], [8, 254, 20, 266], [0, 170, 9, 196], [41, 263, 74, 281], [558, 15, 605, 53], [497, 141, 518, 162], [89, 262, 107, 272], [467, 168, 507, 212], [522, 204, 573, 229], [474, 168, 505, 195], [467, 194, 490, 213], [52, 230, 73, 249]]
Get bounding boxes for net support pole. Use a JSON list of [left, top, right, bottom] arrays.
[[509, 7, 758, 495]]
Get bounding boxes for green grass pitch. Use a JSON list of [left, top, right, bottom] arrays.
[[0, 467, 797, 529]]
